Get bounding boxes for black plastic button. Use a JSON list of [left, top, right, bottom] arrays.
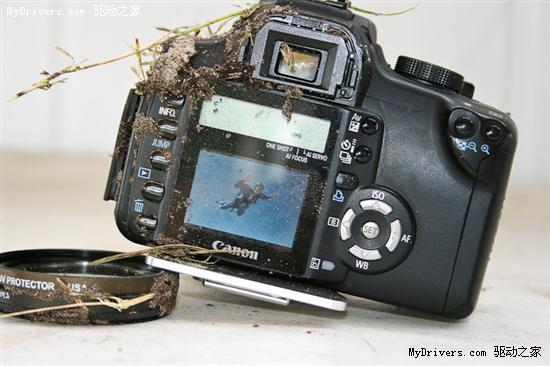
[[453, 116, 476, 138], [150, 152, 171, 170], [142, 182, 164, 202], [485, 124, 504, 142], [137, 216, 157, 230], [149, 96, 182, 121], [158, 120, 178, 139], [164, 95, 185, 107], [354, 146, 372, 164], [335, 172, 359, 190], [361, 117, 379, 135]]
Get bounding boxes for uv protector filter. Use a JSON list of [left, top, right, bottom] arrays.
[[0, 249, 179, 324]]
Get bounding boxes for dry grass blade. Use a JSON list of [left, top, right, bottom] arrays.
[[134, 38, 146, 80], [90, 243, 238, 265], [55, 46, 75, 62], [9, 0, 417, 101], [349, 2, 419, 16], [10, 5, 258, 101], [0, 293, 154, 320]]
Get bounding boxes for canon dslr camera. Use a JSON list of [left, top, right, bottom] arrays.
[[105, 0, 517, 318]]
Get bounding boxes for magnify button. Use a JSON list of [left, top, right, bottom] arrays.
[[481, 144, 490, 155]]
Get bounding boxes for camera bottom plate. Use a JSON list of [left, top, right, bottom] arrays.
[[145, 255, 347, 312]]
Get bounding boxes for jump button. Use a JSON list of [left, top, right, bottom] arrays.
[[336, 172, 358, 190]]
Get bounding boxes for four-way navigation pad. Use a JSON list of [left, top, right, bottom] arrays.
[[338, 187, 415, 274]]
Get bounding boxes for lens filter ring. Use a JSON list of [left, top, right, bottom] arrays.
[[0, 249, 179, 325]]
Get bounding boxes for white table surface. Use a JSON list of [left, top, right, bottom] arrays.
[[1, 152, 549, 366]]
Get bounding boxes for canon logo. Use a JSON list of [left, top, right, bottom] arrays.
[[212, 240, 258, 261]]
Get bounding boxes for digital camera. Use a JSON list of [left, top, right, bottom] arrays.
[[105, 0, 517, 318]]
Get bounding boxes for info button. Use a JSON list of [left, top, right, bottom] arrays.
[[335, 172, 359, 190]]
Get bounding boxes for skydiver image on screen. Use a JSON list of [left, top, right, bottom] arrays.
[[184, 150, 309, 248], [216, 173, 279, 216]]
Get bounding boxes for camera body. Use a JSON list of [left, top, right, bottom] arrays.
[[105, 0, 517, 318]]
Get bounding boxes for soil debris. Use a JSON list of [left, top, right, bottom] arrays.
[[281, 85, 304, 121], [133, 113, 159, 140], [148, 272, 180, 317], [146, 38, 196, 97], [145, 4, 300, 117]]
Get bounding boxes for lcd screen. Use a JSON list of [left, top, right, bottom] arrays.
[[199, 95, 331, 153], [184, 150, 309, 248]]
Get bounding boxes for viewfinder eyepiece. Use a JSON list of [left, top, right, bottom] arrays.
[[276, 43, 321, 82]]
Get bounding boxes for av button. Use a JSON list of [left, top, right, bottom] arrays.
[[340, 209, 355, 241], [349, 245, 382, 261], [385, 219, 402, 252], [361, 117, 379, 135]]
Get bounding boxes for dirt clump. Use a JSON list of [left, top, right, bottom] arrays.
[[145, 4, 299, 116], [133, 113, 159, 140], [281, 86, 304, 121], [148, 272, 180, 317], [147, 38, 197, 97]]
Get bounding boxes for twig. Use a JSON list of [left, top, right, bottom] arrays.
[[134, 38, 146, 81], [10, 5, 258, 101], [10, 0, 418, 101], [348, 2, 419, 16], [90, 243, 238, 265], [0, 293, 154, 320]]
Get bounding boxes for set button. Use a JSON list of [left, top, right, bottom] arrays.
[[361, 221, 380, 239], [335, 187, 415, 272]]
